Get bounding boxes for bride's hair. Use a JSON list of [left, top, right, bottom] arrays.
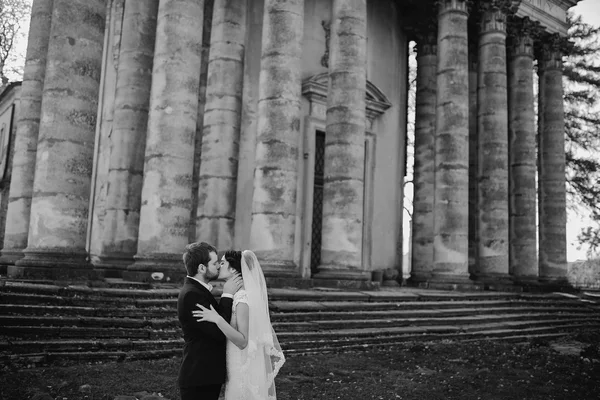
[[224, 250, 242, 275]]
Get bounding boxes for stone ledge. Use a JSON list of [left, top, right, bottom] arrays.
[[7, 265, 102, 281]]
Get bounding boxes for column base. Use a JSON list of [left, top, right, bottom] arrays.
[[407, 272, 433, 286], [507, 275, 558, 293], [381, 268, 401, 287], [11, 249, 97, 280], [510, 275, 541, 285], [313, 265, 377, 290], [260, 260, 302, 279], [0, 249, 25, 268], [472, 273, 523, 292], [537, 276, 574, 292], [0, 249, 24, 276], [124, 254, 186, 283], [92, 254, 135, 278], [415, 273, 484, 291]]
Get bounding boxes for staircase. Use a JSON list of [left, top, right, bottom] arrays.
[[1, 278, 599, 368]]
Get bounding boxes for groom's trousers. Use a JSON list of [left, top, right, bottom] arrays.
[[180, 384, 222, 400]]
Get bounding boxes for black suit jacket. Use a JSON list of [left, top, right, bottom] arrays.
[[177, 277, 233, 388]]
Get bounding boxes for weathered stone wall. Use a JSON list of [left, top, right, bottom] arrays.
[[0, 85, 21, 257], [366, 0, 406, 271]]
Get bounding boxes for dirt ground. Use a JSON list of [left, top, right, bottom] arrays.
[[2, 332, 599, 400]]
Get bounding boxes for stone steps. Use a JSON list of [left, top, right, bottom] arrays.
[[0, 325, 175, 340], [282, 324, 600, 355], [0, 302, 593, 321], [1, 313, 597, 338], [273, 313, 600, 331], [1, 338, 182, 354], [1, 279, 599, 368], [2, 323, 598, 366]]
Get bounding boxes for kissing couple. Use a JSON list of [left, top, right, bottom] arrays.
[[177, 242, 285, 400]]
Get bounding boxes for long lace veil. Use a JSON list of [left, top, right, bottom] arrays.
[[240, 250, 285, 399]]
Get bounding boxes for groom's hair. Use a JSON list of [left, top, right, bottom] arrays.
[[183, 242, 217, 276]]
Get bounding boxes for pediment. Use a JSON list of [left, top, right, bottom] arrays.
[[302, 72, 392, 121]]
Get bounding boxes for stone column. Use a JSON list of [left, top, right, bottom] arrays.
[[476, 2, 509, 280], [190, 0, 214, 243], [11, 0, 106, 279], [468, 38, 478, 274], [196, 0, 247, 250], [249, 0, 304, 276], [0, 0, 53, 268], [315, 0, 368, 281], [95, 0, 159, 271], [432, 0, 471, 283], [127, 0, 204, 281], [508, 18, 537, 280], [410, 30, 437, 283], [537, 36, 567, 282]]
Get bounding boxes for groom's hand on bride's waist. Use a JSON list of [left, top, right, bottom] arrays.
[[222, 275, 243, 296]]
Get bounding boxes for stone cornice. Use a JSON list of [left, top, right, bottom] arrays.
[[513, 0, 578, 36], [302, 73, 392, 122], [480, 0, 520, 13]]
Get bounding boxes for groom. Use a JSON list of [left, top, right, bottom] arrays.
[[177, 241, 242, 400]]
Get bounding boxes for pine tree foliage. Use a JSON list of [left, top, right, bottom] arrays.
[[563, 14, 600, 256]]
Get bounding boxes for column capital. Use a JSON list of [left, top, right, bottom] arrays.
[[508, 16, 541, 39], [507, 17, 538, 58], [479, 2, 509, 34], [414, 20, 438, 57], [536, 33, 570, 72], [436, 0, 471, 16]]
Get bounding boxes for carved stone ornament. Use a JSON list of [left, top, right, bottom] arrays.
[[479, 3, 508, 34], [536, 33, 568, 72], [507, 16, 539, 58], [301, 73, 392, 123], [321, 20, 331, 68]]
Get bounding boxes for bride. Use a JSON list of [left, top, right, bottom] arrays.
[[193, 250, 285, 400]]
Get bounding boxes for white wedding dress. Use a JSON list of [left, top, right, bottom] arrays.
[[224, 251, 285, 400]]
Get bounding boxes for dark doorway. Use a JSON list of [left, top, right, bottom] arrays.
[[310, 130, 326, 275]]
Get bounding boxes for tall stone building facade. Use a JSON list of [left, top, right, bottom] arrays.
[[0, 0, 579, 288]]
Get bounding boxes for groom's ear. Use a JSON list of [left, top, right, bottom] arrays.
[[197, 263, 206, 273]]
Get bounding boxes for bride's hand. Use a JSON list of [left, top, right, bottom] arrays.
[[193, 303, 222, 324]]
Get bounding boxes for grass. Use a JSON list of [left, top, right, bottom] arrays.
[[1, 332, 599, 400]]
